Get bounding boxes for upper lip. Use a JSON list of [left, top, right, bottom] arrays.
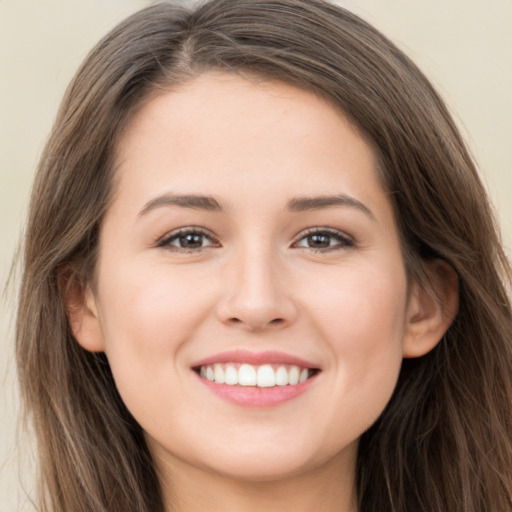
[[192, 349, 321, 369]]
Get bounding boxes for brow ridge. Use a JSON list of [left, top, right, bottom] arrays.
[[138, 192, 374, 220], [286, 194, 375, 219], [138, 194, 222, 217]]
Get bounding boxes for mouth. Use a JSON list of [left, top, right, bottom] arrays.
[[193, 362, 320, 388], [191, 350, 321, 407]]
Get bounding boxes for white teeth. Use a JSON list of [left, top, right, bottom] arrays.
[[213, 364, 225, 384], [198, 363, 314, 387], [288, 366, 300, 385], [238, 364, 257, 386], [275, 365, 289, 386], [225, 364, 238, 385], [257, 364, 275, 387]]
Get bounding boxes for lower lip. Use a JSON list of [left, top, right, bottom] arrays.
[[195, 372, 318, 407]]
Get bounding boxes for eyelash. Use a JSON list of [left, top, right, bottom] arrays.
[[292, 227, 355, 252], [157, 227, 355, 253], [157, 227, 219, 253]]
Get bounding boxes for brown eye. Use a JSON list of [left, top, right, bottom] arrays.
[[159, 228, 218, 251], [294, 229, 354, 251], [306, 233, 332, 248], [177, 233, 206, 249]]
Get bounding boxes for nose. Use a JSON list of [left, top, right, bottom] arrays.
[[216, 245, 298, 331]]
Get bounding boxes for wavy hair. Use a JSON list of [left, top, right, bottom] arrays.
[[16, 1, 512, 511]]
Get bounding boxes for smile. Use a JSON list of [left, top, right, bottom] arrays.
[[192, 351, 321, 407], [197, 363, 317, 387]]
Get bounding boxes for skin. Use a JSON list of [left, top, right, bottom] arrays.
[[71, 72, 457, 511]]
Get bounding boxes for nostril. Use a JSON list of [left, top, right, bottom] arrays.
[[226, 316, 285, 329]]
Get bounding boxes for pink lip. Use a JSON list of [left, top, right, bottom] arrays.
[[191, 350, 321, 408], [194, 371, 319, 408], [192, 349, 320, 369]]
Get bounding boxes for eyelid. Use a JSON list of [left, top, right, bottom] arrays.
[[155, 225, 355, 252], [157, 226, 220, 250], [292, 226, 355, 251]]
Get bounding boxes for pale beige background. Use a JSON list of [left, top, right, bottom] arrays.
[[1, 1, 511, 510]]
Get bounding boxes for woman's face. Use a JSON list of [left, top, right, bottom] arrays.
[[79, 72, 426, 482]]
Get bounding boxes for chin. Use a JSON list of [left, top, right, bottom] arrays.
[[207, 455, 317, 482], [192, 437, 355, 483]]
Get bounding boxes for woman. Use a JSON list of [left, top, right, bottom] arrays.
[[16, 1, 512, 511]]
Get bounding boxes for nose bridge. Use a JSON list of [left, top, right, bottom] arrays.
[[237, 243, 279, 302], [217, 238, 296, 330]]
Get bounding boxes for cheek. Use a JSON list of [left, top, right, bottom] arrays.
[[305, 259, 408, 349], [303, 261, 407, 426], [99, 257, 212, 340], [94, 260, 215, 402]]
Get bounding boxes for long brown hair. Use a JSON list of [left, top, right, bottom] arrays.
[[16, 1, 512, 511]]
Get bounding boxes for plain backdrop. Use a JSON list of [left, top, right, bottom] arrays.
[[1, 1, 511, 510]]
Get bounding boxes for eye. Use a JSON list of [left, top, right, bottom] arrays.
[[158, 227, 219, 252], [293, 228, 354, 251]]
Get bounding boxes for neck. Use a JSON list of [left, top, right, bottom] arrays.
[[153, 447, 359, 512]]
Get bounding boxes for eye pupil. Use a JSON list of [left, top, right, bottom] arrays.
[[308, 234, 330, 248], [179, 233, 203, 248]]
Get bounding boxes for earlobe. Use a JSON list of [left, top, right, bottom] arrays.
[[403, 260, 459, 358], [60, 269, 105, 353]]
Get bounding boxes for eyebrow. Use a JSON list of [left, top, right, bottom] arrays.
[[287, 194, 375, 220], [138, 194, 222, 217], [138, 192, 375, 220]]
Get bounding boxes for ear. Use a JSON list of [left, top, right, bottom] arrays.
[[403, 259, 459, 358], [60, 268, 105, 353]]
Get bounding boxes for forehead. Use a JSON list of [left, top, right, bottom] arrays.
[[109, 72, 393, 228], [117, 72, 357, 156]]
